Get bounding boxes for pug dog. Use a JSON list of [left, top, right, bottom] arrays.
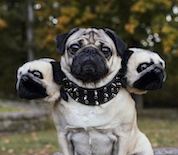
[[52, 28, 154, 155], [16, 58, 65, 103], [125, 48, 166, 94]]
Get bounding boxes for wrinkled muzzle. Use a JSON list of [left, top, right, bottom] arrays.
[[133, 67, 166, 90], [71, 47, 109, 82], [17, 75, 47, 99]]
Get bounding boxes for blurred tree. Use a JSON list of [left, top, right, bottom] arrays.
[[0, 0, 178, 107], [27, 0, 35, 61], [0, 0, 28, 98]]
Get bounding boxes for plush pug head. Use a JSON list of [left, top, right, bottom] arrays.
[[125, 48, 166, 94], [16, 58, 65, 103], [55, 28, 127, 88]]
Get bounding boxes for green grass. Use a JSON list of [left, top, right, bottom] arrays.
[[0, 105, 24, 113], [0, 118, 178, 155], [0, 130, 60, 155], [138, 117, 178, 148]]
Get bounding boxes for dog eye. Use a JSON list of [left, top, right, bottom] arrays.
[[101, 47, 111, 58], [31, 71, 43, 79], [70, 44, 80, 54], [137, 63, 149, 73]]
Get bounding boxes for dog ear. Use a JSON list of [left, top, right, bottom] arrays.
[[119, 50, 133, 75], [103, 28, 127, 56], [55, 28, 79, 55], [50, 61, 66, 84], [119, 50, 133, 88]]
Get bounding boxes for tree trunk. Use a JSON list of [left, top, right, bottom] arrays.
[[27, 0, 34, 61]]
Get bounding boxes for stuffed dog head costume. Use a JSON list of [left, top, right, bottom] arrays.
[[125, 48, 166, 94], [16, 58, 65, 103]]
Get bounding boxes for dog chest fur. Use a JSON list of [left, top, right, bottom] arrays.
[[52, 88, 137, 155]]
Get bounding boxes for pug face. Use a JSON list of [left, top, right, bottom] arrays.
[[16, 58, 64, 103], [55, 28, 127, 87], [125, 48, 166, 94]]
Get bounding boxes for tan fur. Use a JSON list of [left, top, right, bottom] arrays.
[[53, 29, 154, 155]]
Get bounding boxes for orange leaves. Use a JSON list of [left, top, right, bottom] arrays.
[[131, 0, 172, 13], [61, 7, 78, 18], [131, 0, 155, 13], [55, 7, 78, 32], [161, 24, 178, 53], [162, 33, 177, 53], [125, 17, 139, 34], [0, 18, 7, 29], [76, 12, 96, 25], [125, 23, 135, 34]]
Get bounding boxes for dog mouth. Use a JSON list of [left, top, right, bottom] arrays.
[[82, 61, 96, 74], [70, 47, 109, 83], [71, 60, 108, 82], [17, 75, 48, 99], [133, 67, 165, 90]]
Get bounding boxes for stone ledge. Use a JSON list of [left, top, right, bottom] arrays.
[[0, 101, 51, 133], [154, 147, 178, 155], [0, 110, 50, 120], [52, 148, 178, 155]]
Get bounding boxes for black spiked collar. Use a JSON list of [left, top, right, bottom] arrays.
[[61, 73, 123, 106], [59, 49, 133, 106]]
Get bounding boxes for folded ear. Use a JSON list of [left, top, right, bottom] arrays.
[[55, 28, 79, 55], [103, 28, 127, 56], [119, 50, 133, 75], [50, 61, 66, 84], [119, 50, 133, 88]]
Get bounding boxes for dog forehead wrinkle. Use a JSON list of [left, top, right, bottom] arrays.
[[66, 29, 86, 44]]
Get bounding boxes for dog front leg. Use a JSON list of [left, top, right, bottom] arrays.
[[131, 132, 154, 155], [57, 132, 74, 155]]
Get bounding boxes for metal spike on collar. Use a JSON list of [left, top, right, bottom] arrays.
[[76, 92, 79, 96], [62, 77, 68, 81], [95, 101, 99, 105], [85, 100, 89, 104], [111, 83, 116, 87], [116, 82, 122, 86], [94, 90, 98, 95], [111, 87, 115, 92], [73, 88, 78, 92], [84, 95, 87, 100], [104, 98, 108, 102], [112, 93, 117, 97], [94, 90, 98, 99], [104, 93, 109, 98], [116, 76, 120, 80], [62, 72, 122, 106], [84, 90, 88, 94], [75, 97, 79, 102], [104, 87, 107, 92], [67, 88, 72, 92]]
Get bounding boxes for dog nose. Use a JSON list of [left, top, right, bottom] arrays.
[[84, 47, 97, 55], [154, 67, 161, 74]]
